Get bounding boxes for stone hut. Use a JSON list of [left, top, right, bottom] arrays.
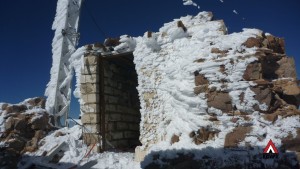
[[79, 11, 300, 166]]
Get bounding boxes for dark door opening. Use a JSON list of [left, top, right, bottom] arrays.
[[99, 52, 141, 151]]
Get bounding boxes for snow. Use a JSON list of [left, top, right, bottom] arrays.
[[114, 35, 137, 53], [182, 0, 200, 9], [19, 7, 298, 168], [0, 141, 6, 148], [44, 0, 82, 122], [111, 11, 300, 168], [233, 9, 239, 15], [18, 125, 141, 169], [69, 46, 86, 108], [132, 11, 265, 153], [44, 0, 70, 114], [0, 112, 5, 134]]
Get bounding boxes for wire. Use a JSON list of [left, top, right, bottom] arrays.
[[82, 1, 108, 39]]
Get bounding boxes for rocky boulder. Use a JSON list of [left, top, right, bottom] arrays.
[[0, 97, 54, 169]]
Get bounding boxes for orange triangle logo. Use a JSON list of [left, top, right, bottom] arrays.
[[263, 139, 278, 154]]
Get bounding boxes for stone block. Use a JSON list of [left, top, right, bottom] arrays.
[[81, 65, 99, 75], [135, 146, 147, 162], [122, 115, 140, 123], [242, 37, 263, 48], [81, 113, 100, 124], [84, 55, 99, 65], [106, 123, 115, 131], [104, 86, 114, 95], [104, 69, 113, 78], [109, 64, 120, 73], [80, 74, 99, 83], [104, 78, 118, 87], [243, 61, 261, 81], [143, 92, 156, 108], [224, 126, 252, 148], [251, 86, 272, 105], [276, 57, 297, 79], [207, 91, 232, 113], [84, 124, 100, 133], [116, 122, 128, 130], [124, 131, 139, 139], [194, 84, 208, 95], [105, 104, 117, 112], [265, 35, 285, 54], [83, 133, 101, 145], [128, 123, 140, 131], [81, 83, 99, 94], [107, 113, 122, 121], [105, 96, 118, 104], [113, 88, 123, 95], [109, 140, 128, 148], [127, 108, 139, 115], [272, 79, 300, 96], [81, 103, 100, 113], [194, 73, 209, 86], [211, 48, 228, 55], [111, 131, 123, 140], [116, 105, 127, 113], [81, 94, 99, 104]]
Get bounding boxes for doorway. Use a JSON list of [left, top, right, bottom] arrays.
[[99, 52, 141, 151]]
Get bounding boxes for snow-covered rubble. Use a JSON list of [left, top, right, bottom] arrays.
[[2, 9, 297, 169], [123, 11, 299, 168], [18, 125, 140, 169], [70, 11, 300, 168], [0, 97, 53, 169]]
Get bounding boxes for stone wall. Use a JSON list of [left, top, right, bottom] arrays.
[[80, 52, 140, 152], [80, 54, 102, 151], [103, 58, 140, 150], [132, 12, 300, 166], [0, 98, 51, 169]]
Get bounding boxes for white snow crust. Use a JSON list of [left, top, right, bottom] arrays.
[[110, 12, 299, 168], [18, 125, 141, 169]]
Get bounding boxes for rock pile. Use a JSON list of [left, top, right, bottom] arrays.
[[136, 11, 300, 168], [0, 97, 54, 169]]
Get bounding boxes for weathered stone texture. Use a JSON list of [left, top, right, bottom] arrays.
[[207, 91, 232, 113], [243, 61, 261, 81], [224, 126, 252, 148], [80, 54, 141, 151]]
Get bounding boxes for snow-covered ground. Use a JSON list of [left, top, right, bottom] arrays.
[[18, 125, 141, 169]]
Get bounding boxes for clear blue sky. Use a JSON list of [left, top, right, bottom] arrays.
[[0, 0, 299, 118]]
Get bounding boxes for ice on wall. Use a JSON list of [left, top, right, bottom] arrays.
[[133, 12, 255, 150], [128, 11, 300, 161], [69, 46, 86, 110], [18, 125, 141, 169]]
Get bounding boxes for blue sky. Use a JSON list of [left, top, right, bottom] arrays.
[[0, 0, 299, 118]]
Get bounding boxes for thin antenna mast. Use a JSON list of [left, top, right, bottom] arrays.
[[45, 0, 83, 126]]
